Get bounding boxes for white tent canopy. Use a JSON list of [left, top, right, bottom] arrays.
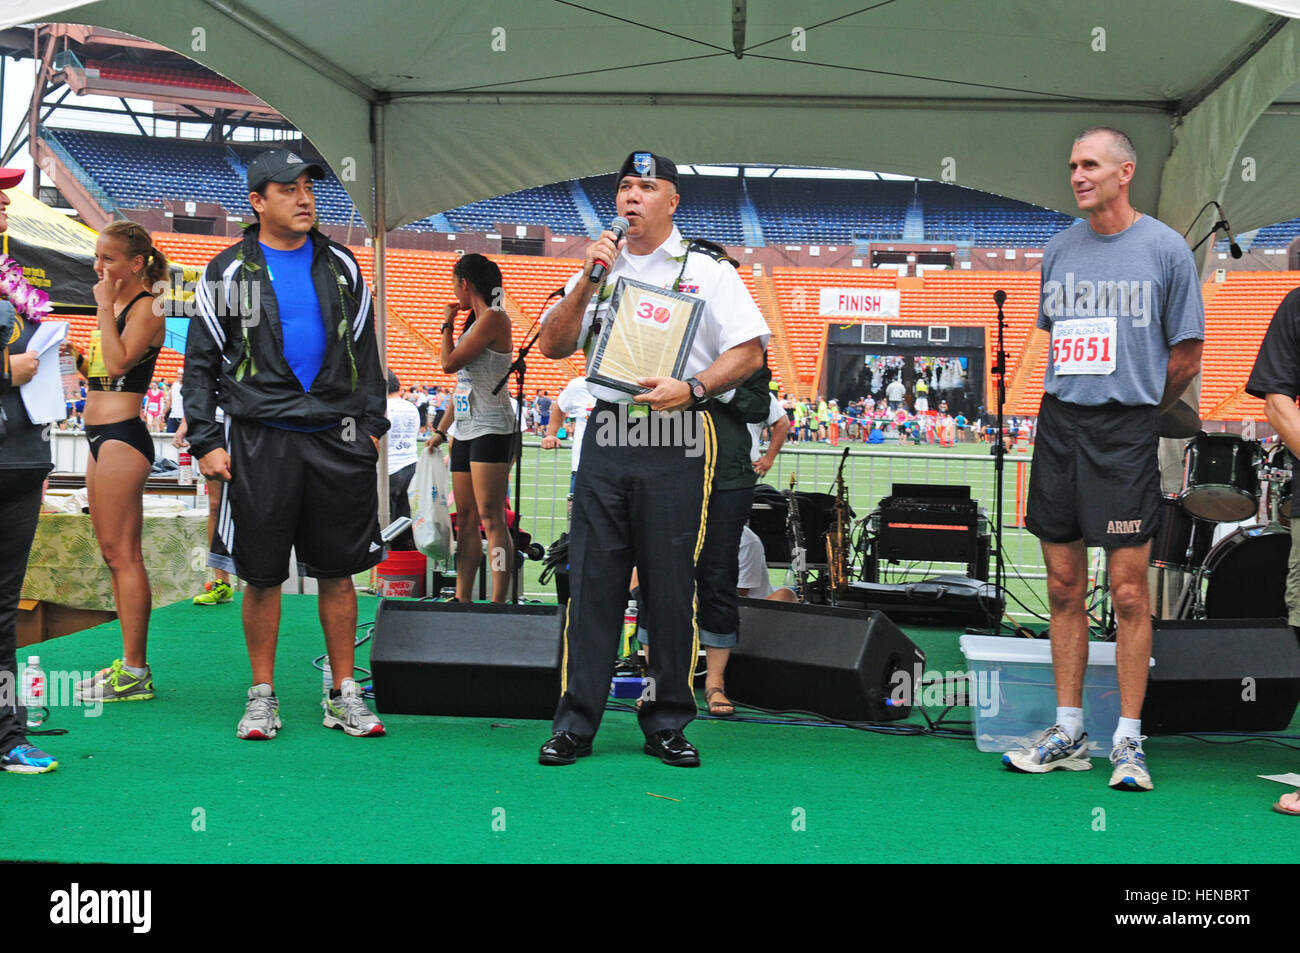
[[7, 0, 1294, 527], [4, 0, 1298, 242]]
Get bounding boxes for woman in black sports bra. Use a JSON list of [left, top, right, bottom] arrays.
[[69, 220, 168, 703]]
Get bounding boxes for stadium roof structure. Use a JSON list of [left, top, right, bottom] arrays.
[[2, 0, 1296, 243]]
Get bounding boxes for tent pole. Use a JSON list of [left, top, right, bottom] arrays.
[[374, 100, 390, 533]]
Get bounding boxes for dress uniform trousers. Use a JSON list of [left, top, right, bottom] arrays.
[[552, 403, 716, 740]]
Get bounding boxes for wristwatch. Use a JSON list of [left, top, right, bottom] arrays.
[[686, 377, 708, 405]]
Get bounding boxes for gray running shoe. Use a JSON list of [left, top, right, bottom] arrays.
[[1109, 736, 1153, 791], [237, 683, 281, 740], [322, 677, 385, 737], [1002, 724, 1093, 773], [75, 659, 154, 703], [73, 663, 115, 695]]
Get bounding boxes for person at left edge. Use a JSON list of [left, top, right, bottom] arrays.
[[182, 148, 389, 741], [0, 166, 58, 773]]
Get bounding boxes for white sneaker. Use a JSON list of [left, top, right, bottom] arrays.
[[1002, 724, 1093, 773], [322, 678, 385, 737], [1108, 736, 1153, 791], [237, 683, 281, 740]]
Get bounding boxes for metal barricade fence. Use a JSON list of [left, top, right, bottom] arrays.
[[511, 436, 1050, 616]]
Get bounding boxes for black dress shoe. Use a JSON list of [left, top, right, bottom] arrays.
[[643, 729, 700, 767], [538, 730, 592, 766]]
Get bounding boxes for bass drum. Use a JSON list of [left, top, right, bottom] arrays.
[[1200, 524, 1291, 619]]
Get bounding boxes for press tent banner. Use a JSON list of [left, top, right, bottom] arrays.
[[0, 190, 200, 318], [1, 189, 99, 311]]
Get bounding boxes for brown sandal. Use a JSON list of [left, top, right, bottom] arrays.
[[706, 687, 735, 718]]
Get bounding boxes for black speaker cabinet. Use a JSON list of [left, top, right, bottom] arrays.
[[727, 599, 926, 722], [1144, 619, 1300, 732], [371, 600, 562, 719]]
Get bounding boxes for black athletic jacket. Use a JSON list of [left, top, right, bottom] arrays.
[[182, 224, 389, 459]]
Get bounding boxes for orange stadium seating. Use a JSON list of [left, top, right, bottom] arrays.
[[145, 235, 1299, 423], [152, 235, 584, 397], [1200, 272, 1299, 421]]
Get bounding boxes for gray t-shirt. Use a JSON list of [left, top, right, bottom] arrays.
[[1037, 216, 1204, 407]]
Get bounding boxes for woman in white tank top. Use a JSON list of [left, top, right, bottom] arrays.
[[427, 254, 517, 603]]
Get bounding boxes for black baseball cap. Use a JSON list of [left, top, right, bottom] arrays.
[[247, 148, 326, 192], [616, 151, 679, 189]]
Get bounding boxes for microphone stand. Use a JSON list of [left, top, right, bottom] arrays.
[[492, 289, 563, 605], [987, 290, 1008, 634], [1189, 220, 1229, 256]]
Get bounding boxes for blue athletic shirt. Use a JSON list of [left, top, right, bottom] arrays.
[[262, 242, 326, 391], [260, 241, 335, 433]]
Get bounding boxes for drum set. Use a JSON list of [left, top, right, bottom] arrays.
[[1153, 432, 1293, 620]]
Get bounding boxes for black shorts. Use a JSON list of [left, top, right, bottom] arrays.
[[209, 418, 384, 587], [86, 417, 155, 464], [1025, 394, 1161, 549], [449, 431, 516, 472]]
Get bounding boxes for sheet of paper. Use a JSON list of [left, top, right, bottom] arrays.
[[1258, 773, 1300, 786], [19, 321, 71, 424], [26, 319, 67, 356]]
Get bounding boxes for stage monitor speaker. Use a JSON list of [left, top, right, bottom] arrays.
[[1144, 619, 1300, 732], [371, 600, 562, 719], [727, 599, 925, 722]]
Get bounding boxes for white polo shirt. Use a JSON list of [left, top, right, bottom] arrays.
[[555, 376, 596, 473], [554, 226, 769, 405], [749, 393, 787, 462], [737, 525, 775, 599]]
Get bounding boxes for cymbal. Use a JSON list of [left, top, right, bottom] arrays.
[[1159, 399, 1201, 439]]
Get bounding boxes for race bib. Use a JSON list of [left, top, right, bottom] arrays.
[[1051, 318, 1116, 376], [453, 380, 472, 421], [87, 329, 108, 379]]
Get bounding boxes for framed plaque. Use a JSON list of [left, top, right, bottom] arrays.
[[586, 277, 704, 395]]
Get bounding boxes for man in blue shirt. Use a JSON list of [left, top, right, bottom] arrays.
[[185, 149, 389, 742]]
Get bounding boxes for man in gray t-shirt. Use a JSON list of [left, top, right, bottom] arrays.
[[1007, 128, 1204, 794], [1037, 217, 1203, 406]]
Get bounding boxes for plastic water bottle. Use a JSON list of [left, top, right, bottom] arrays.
[[22, 656, 46, 728], [621, 600, 638, 658], [178, 448, 193, 485], [322, 656, 333, 696]]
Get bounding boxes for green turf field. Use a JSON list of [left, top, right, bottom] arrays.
[[5, 594, 1296, 864], [495, 437, 1052, 621], [10, 436, 1284, 866]]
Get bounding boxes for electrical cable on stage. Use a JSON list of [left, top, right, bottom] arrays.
[[1177, 732, 1300, 751], [605, 697, 974, 739]]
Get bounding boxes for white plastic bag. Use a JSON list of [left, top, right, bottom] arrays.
[[410, 448, 454, 564]]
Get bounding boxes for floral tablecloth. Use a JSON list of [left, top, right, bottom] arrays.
[[22, 512, 210, 611]]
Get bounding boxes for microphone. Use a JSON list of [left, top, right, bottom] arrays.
[[1212, 202, 1243, 259], [589, 216, 630, 284], [993, 290, 1006, 307]]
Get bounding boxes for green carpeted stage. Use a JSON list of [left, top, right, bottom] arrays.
[[4, 595, 1296, 864]]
